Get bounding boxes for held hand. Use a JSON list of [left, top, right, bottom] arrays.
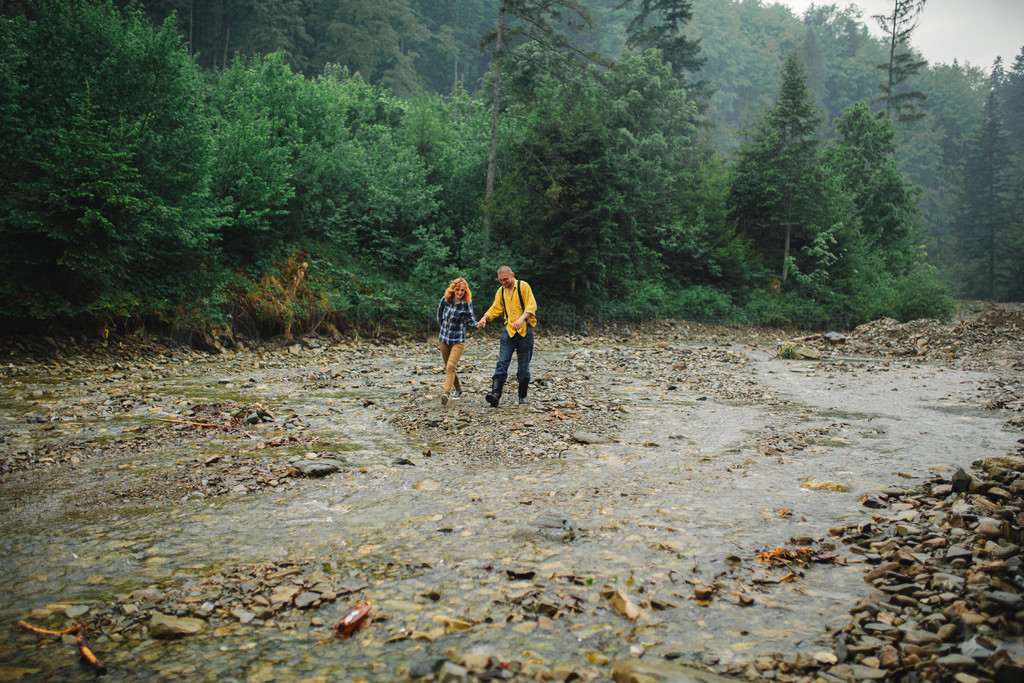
[[512, 319, 523, 332], [476, 318, 486, 329]]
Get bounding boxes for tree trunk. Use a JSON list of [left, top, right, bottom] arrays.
[[782, 224, 791, 282], [484, 0, 506, 245]]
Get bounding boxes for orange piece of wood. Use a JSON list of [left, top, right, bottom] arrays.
[[75, 623, 107, 674], [17, 620, 79, 636], [157, 418, 220, 428], [335, 603, 371, 636]]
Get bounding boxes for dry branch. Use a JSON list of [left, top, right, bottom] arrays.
[[157, 418, 221, 428], [17, 619, 107, 674]]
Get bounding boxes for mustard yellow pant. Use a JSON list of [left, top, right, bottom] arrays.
[[439, 341, 465, 395]]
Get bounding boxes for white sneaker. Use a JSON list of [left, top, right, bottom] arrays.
[[440, 394, 449, 405]]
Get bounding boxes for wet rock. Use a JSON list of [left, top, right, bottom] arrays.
[[407, 657, 448, 679], [437, 661, 468, 681], [987, 590, 1024, 610], [952, 468, 979, 493], [291, 459, 342, 478], [608, 588, 640, 620], [975, 517, 1005, 539], [149, 613, 206, 638], [231, 608, 255, 624], [529, 508, 579, 542], [571, 431, 611, 444], [294, 591, 320, 609], [794, 345, 821, 360], [610, 658, 740, 682]]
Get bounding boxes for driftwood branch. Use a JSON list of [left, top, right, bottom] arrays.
[[75, 623, 107, 674], [157, 418, 220, 428], [18, 619, 106, 674], [17, 619, 79, 636]]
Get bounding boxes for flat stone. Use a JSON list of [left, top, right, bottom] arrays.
[[902, 629, 942, 647], [987, 591, 1024, 610], [848, 664, 887, 680], [610, 659, 741, 682], [292, 459, 342, 477], [571, 431, 611, 444], [65, 604, 90, 619], [149, 613, 206, 638], [975, 518, 1004, 539], [946, 546, 974, 561], [294, 591, 320, 609], [231, 608, 255, 624], [438, 661, 468, 682], [936, 654, 977, 668]]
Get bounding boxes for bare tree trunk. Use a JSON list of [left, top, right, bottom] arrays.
[[484, 0, 506, 245], [782, 225, 791, 281], [885, 7, 897, 118], [223, 24, 230, 70]]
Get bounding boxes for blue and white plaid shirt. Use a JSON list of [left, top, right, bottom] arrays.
[[436, 298, 476, 345]]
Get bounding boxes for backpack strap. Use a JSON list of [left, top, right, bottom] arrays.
[[499, 281, 524, 325]]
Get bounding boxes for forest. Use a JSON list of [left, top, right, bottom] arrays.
[[1, 0, 1022, 337]]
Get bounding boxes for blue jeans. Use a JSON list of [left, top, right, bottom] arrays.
[[494, 326, 533, 386]]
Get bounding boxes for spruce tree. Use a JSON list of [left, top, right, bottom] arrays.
[[729, 52, 827, 283], [954, 91, 1014, 300], [618, 0, 707, 95], [480, 0, 599, 242], [873, 0, 928, 124]]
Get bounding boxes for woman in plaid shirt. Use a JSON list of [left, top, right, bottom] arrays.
[[436, 277, 476, 405]]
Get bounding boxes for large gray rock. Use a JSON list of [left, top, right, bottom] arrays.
[[149, 613, 206, 639], [530, 507, 579, 542], [571, 431, 611, 444], [292, 458, 343, 477]]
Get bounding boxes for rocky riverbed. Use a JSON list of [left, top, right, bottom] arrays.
[[0, 308, 1022, 681]]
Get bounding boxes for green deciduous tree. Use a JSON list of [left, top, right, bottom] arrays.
[[0, 0, 220, 320]]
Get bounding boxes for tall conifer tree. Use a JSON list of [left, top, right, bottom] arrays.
[[954, 91, 1013, 299], [729, 53, 826, 282], [873, 0, 927, 124]]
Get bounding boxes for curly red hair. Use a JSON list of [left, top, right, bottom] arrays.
[[444, 277, 472, 302]]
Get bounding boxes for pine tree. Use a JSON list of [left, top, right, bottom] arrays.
[[618, 1, 706, 89], [480, 0, 599, 242], [954, 91, 1013, 300], [998, 47, 1024, 153], [873, 0, 927, 124], [729, 53, 827, 283]]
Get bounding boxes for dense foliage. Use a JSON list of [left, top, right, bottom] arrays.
[[2, 0, 1020, 338]]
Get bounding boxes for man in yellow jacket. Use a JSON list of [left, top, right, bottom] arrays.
[[476, 265, 538, 407]]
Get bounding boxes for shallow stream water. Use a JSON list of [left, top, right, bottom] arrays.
[[0, 335, 1019, 681]]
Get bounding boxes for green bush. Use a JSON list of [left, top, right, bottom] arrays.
[[890, 264, 956, 322]]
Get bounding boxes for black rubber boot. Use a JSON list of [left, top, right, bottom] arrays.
[[518, 379, 530, 405], [485, 378, 504, 408]]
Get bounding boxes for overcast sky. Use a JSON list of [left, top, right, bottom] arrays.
[[774, 0, 1024, 70]]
